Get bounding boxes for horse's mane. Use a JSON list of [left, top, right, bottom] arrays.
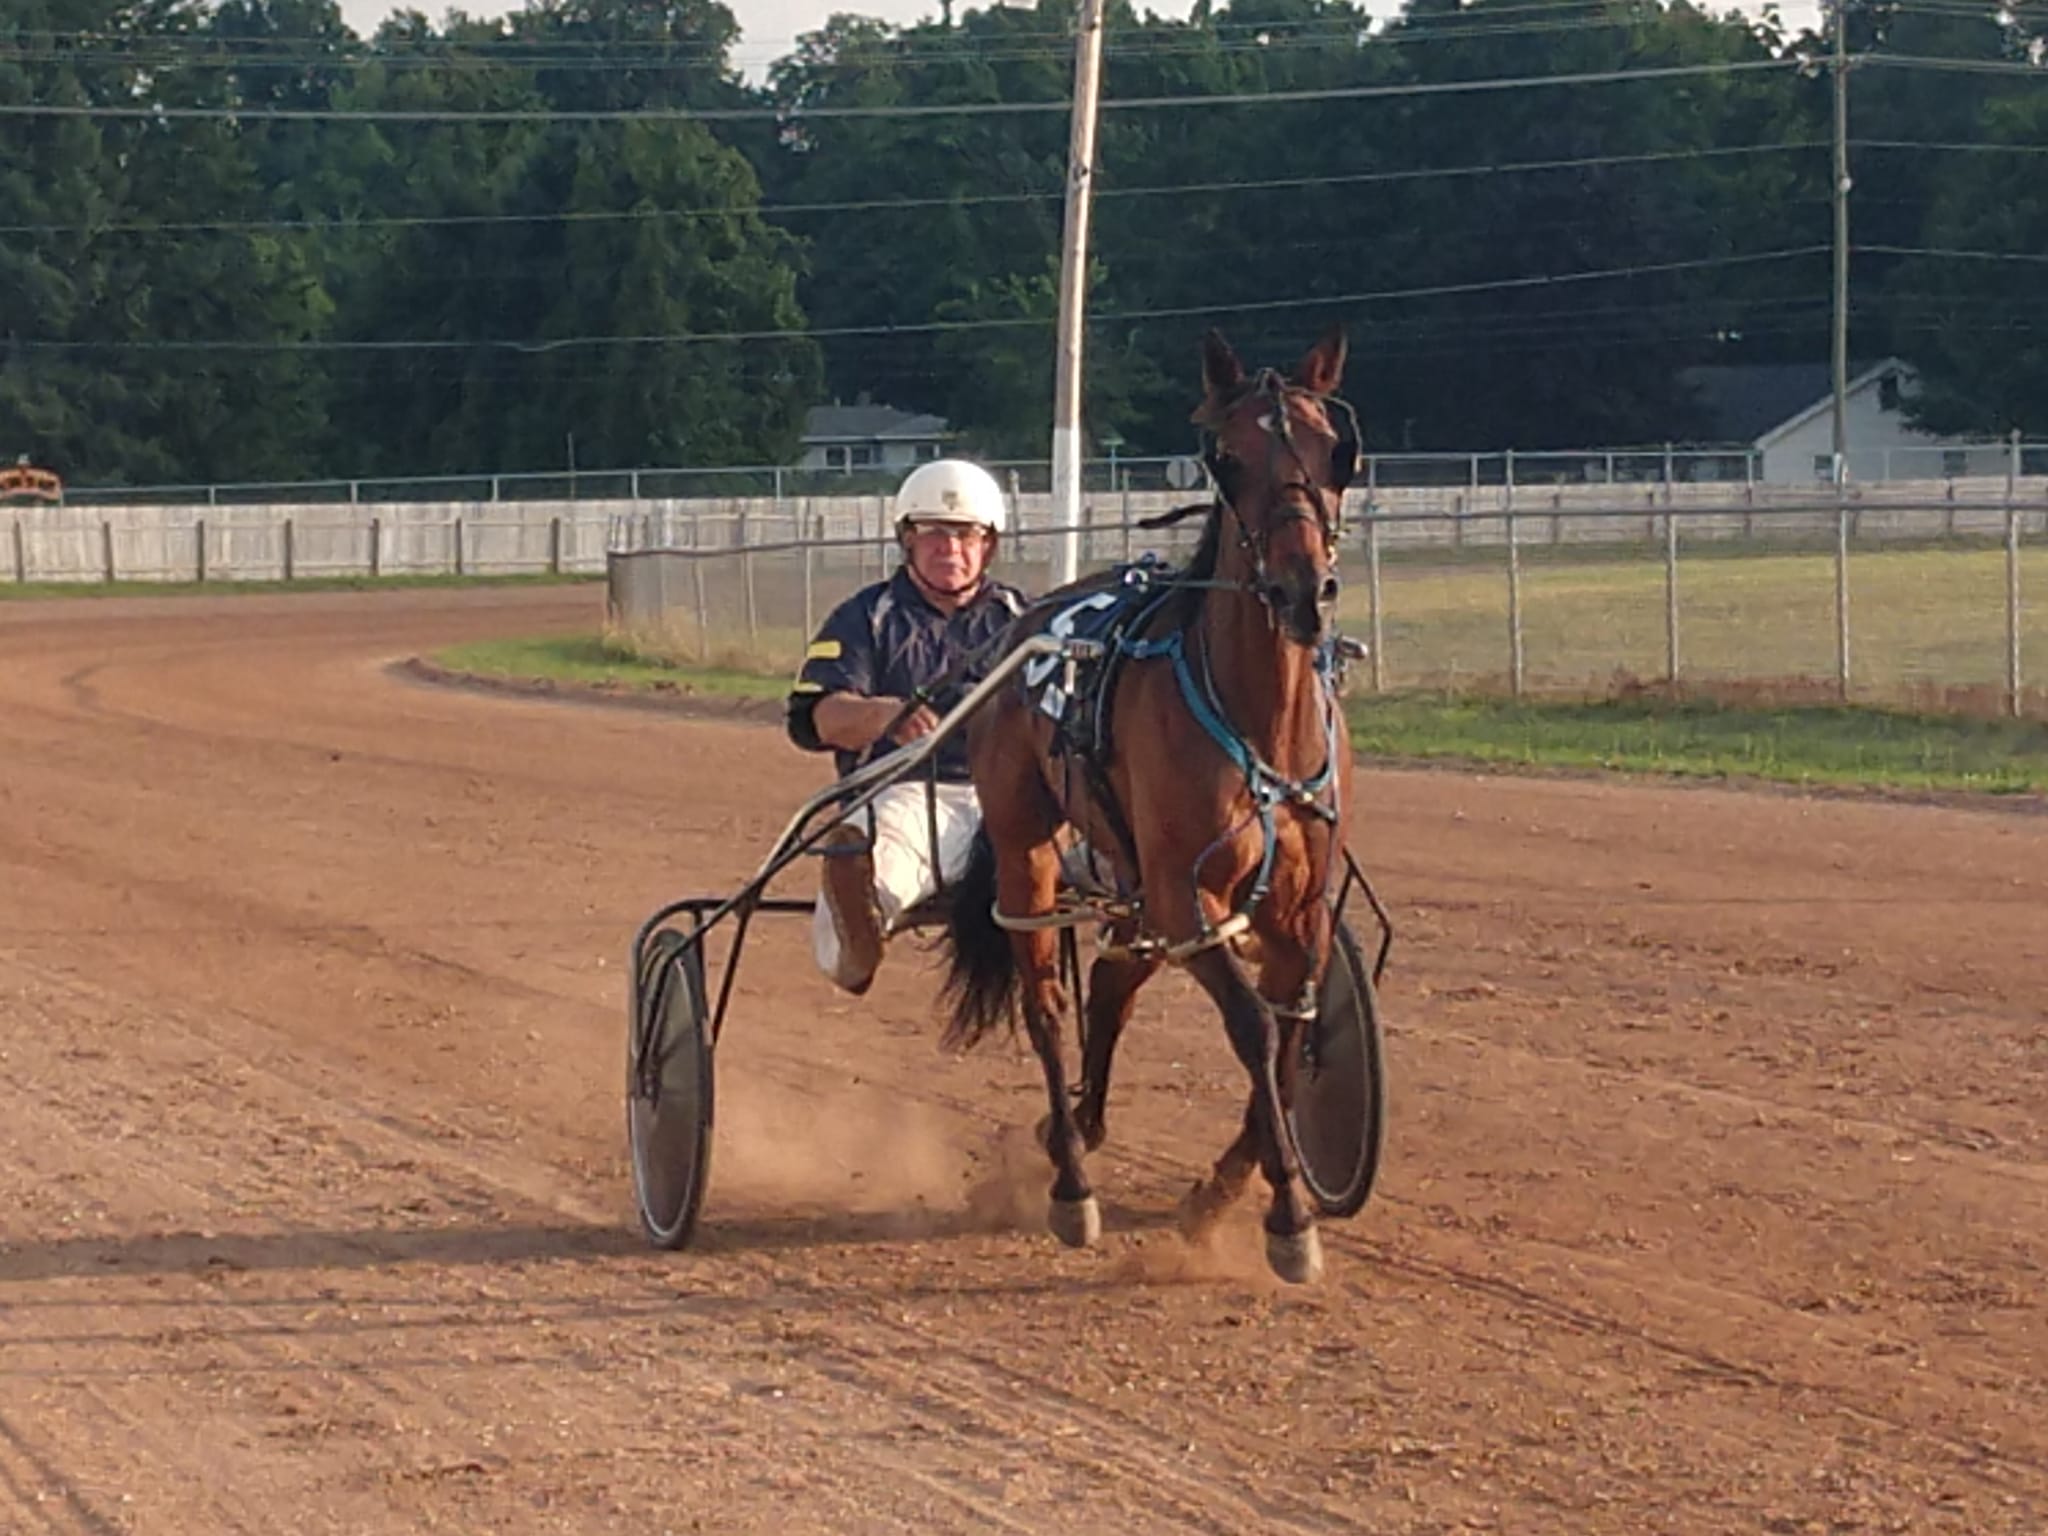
[[1160, 502, 1222, 633]]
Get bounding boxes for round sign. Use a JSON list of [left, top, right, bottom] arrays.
[[1164, 455, 1204, 491]]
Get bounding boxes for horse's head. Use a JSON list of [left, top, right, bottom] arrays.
[[1192, 326, 1360, 647]]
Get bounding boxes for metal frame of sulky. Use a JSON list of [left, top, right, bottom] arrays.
[[627, 632, 1110, 1097]]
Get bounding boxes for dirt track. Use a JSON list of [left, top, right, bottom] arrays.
[[3, 585, 2046, 1535]]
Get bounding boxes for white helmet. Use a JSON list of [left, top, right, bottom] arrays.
[[892, 458, 1008, 535]]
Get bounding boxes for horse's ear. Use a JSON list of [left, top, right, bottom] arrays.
[[1293, 324, 1348, 396], [1201, 329, 1244, 400]]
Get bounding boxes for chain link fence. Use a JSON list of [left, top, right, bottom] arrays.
[[608, 485, 2048, 720]]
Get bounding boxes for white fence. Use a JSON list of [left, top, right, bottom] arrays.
[[9, 474, 2047, 586], [6, 502, 616, 583]]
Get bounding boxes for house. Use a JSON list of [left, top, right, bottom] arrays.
[[796, 401, 952, 474], [1681, 359, 2008, 485]]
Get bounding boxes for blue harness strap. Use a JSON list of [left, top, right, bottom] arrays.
[[1123, 619, 1345, 942]]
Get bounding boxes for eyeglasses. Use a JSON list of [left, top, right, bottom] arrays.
[[904, 522, 989, 544]]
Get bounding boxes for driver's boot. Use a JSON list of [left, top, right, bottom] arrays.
[[818, 823, 884, 995]]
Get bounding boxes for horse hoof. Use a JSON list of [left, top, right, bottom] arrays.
[[1266, 1226, 1325, 1285], [1048, 1195, 1102, 1249]]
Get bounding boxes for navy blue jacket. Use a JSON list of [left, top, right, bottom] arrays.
[[786, 567, 1026, 781]]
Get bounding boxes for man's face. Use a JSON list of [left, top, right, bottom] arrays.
[[903, 520, 992, 595]]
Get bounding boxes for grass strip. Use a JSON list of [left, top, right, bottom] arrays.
[[434, 634, 786, 701], [1345, 692, 2048, 795], [429, 633, 2048, 796]]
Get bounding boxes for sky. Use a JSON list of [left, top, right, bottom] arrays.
[[334, 0, 1828, 77]]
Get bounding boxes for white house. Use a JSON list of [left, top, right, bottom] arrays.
[[1685, 359, 2010, 485], [796, 401, 952, 474]]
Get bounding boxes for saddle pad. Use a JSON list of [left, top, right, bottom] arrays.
[[1020, 571, 1176, 761]]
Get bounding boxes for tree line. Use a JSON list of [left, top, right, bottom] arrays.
[[1, 0, 2042, 487]]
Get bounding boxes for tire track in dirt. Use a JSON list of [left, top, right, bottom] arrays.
[[4, 953, 1395, 1534], [0, 960, 1047, 1534], [0, 1402, 127, 1536], [727, 1027, 2048, 1520], [9, 945, 1335, 1531], [790, 1314, 1440, 1535]]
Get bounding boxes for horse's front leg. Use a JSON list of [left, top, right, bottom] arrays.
[[1001, 840, 1099, 1248], [1179, 937, 1318, 1286], [1178, 911, 1318, 1238], [1253, 896, 1332, 1144]]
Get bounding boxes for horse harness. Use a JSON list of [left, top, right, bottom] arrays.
[[1019, 557, 1353, 967]]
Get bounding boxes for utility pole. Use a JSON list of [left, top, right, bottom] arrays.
[[1830, 0, 1853, 700], [1831, 0, 1851, 483], [1051, 0, 1107, 588]]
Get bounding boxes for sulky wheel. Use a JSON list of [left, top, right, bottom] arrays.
[[1287, 918, 1388, 1220], [626, 927, 715, 1250]]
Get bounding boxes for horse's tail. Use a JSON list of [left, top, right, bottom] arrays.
[[937, 829, 1017, 1051]]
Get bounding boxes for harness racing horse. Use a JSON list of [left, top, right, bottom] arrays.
[[939, 326, 1360, 1285]]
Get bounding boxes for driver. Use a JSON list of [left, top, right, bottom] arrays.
[[785, 458, 1028, 995]]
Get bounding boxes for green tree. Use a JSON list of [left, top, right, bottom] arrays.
[[764, 3, 1072, 429], [1887, 92, 2048, 436], [1, 0, 334, 483], [332, 9, 817, 473], [931, 262, 1172, 458]]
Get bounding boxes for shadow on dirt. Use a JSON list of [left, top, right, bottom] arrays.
[[698, 1192, 1173, 1257], [0, 1219, 640, 1284]]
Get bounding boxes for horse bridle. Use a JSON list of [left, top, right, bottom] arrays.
[[1200, 367, 1363, 612]]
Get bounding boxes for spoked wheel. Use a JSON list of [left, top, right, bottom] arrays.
[[1288, 918, 1388, 1220], [626, 927, 715, 1250]]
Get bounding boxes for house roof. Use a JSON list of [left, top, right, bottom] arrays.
[[1678, 358, 1910, 447], [802, 404, 952, 443], [1752, 358, 1913, 447], [1678, 362, 1840, 445]]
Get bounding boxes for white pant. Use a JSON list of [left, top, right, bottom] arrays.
[[812, 781, 982, 978]]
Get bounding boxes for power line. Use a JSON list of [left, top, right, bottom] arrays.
[[0, 141, 1820, 240], [1855, 135, 2048, 153], [1859, 50, 2048, 74], [1860, 243, 2048, 262], [7, 246, 1829, 354], [1110, 247, 1829, 324], [1882, 0, 2039, 21], [0, 56, 1802, 124]]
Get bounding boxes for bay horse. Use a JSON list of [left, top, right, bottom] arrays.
[[939, 326, 1358, 1285]]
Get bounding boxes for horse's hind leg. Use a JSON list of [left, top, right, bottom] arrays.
[[1180, 943, 1319, 1284], [1071, 952, 1160, 1153], [1178, 1096, 1259, 1241], [1002, 840, 1099, 1247]]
